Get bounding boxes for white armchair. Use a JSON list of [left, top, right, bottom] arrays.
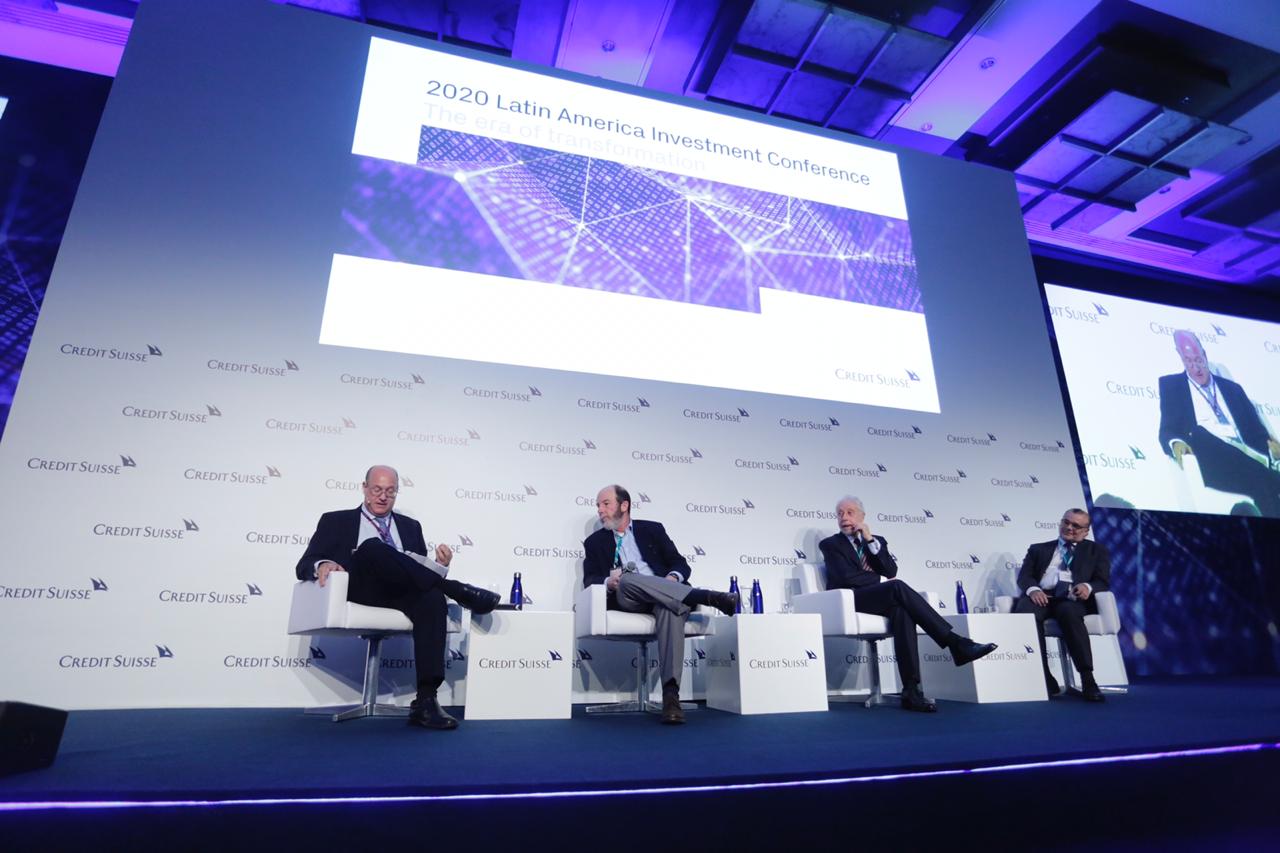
[[288, 572, 462, 721], [996, 590, 1127, 692], [1168, 452, 1257, 515], [573, 583, 715, 715], [791, 563, 895, 708]]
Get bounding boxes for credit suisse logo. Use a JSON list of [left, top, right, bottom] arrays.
[[60, 342, 162, 362], [27, 453, 137, 475], [208, 357, 299, 377], [59, 644, 175, 669], [578, 396, 650, 414], [0, 577, 109, 602], [122, 403, 221, 424], [684, 406, 749, 423], [465, 384, 541, 403], [339, 371, 423, 391], [92, 518, 200, 540]]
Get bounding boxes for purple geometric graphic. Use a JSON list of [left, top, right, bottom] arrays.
[[342, 127, 921, 314]]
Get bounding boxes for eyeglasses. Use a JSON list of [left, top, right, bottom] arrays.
[[365, 486, 398, 498], [1060, 520, 1089, 531]]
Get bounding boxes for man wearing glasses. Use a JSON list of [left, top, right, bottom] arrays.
[[296, 464, 499, 730], [1013, 508, 1111, 702]]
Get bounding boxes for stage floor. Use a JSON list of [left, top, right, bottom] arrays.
[[3, 676, 1278, 804]]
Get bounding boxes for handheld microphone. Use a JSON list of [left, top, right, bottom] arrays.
[[624, 561, 637, 573]]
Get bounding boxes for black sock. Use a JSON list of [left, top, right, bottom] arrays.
[[663, 679, 679, 693], [684, 588, 715, 607], [416, 679, 442, 703]]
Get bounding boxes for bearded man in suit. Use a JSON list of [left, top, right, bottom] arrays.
[[582, 484, 737, 724]]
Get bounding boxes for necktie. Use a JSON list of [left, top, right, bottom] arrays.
[[373, 515, 395, 548], [613, 533, 624, 568], [854, 539, 871, 572]]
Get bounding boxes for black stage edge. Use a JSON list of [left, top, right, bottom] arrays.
[[3, 676, 1278, 851]]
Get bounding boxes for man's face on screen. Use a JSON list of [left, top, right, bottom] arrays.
[[1059, 512, 1089, 544], [836, 501, 864, 535], [1177, 338, 1211, 386], [596, 487, 629, 532], [362, 467, 398, 517]]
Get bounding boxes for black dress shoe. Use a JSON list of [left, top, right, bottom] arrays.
[[661, 687, 685, 725], [408, 697, 459, 730], [445, 581, 500, 615], [1081, 676, 1105, 703], [951, 637, 998, 667], [900, 683, 937, 713], [707, 591, 738, 617], [1045, 674, 1062, 696]]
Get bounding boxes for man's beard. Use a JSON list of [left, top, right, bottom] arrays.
[[601, 509, 625, 532]]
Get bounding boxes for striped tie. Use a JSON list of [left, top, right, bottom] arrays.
[[855, 540, 871, 572], [373, 516, 395, 548], [614, 533, 624, 568]]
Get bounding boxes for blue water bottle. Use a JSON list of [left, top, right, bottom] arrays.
[[955, 580, 968, 615], [729, 576, 742, 614], [511, 572, 524, 611], [751, 579, 764, 614]]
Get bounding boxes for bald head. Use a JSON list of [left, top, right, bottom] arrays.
[[362, 465, 399, 517], [1173, 329, 1210, 386]]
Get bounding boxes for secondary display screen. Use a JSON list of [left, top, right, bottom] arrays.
[[1047, 283, 1280, 518]]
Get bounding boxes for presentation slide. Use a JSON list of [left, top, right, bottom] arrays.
[[325, 37, 933, 410], [1047, 284, 1280, 517]]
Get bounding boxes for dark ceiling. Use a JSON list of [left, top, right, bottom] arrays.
[[14, 0, 1280, 294]]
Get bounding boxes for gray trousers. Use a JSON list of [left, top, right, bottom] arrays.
[[615, 573, 692, 685]]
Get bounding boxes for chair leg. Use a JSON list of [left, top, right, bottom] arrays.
[[305, 634, 410, 722], [828, 637, 893, 707], [863, 638, 894, 708], [586, 640, 678, 714]]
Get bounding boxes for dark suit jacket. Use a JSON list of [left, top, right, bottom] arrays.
[[819, 532, 898, 591], [1016, 539, 1110, 603], [582, 520, 692, 605], [294, 507, 426, 580], [1158, 372, 1271, 459]]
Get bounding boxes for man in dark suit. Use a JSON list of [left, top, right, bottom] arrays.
[[1015, 508, 1111, 702], [583, 485, 737, 724], [296, 464, 498, 730], [1158, 329, 1280, 516], [820, 496, 996, 712]]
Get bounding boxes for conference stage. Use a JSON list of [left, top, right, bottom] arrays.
[[2, 678, 1278, 849]]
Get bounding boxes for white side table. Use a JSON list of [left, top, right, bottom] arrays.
[[705, 613, 828, 715], [918, 613, 1047, 703], [464, 610, 574, 720]]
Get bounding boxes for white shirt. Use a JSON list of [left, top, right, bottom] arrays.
[[614, 525, 685, 581], [1029, 539, 1091, 598], [1185, 374, 1240, 444], [359, 509, 402, 551], [844, 533, 882, 556]]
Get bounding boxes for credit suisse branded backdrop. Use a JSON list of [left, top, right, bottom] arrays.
[[0, 0, 1083, 709]]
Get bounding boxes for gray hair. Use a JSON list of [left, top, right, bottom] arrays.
[[835, 495, 865, 513]]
